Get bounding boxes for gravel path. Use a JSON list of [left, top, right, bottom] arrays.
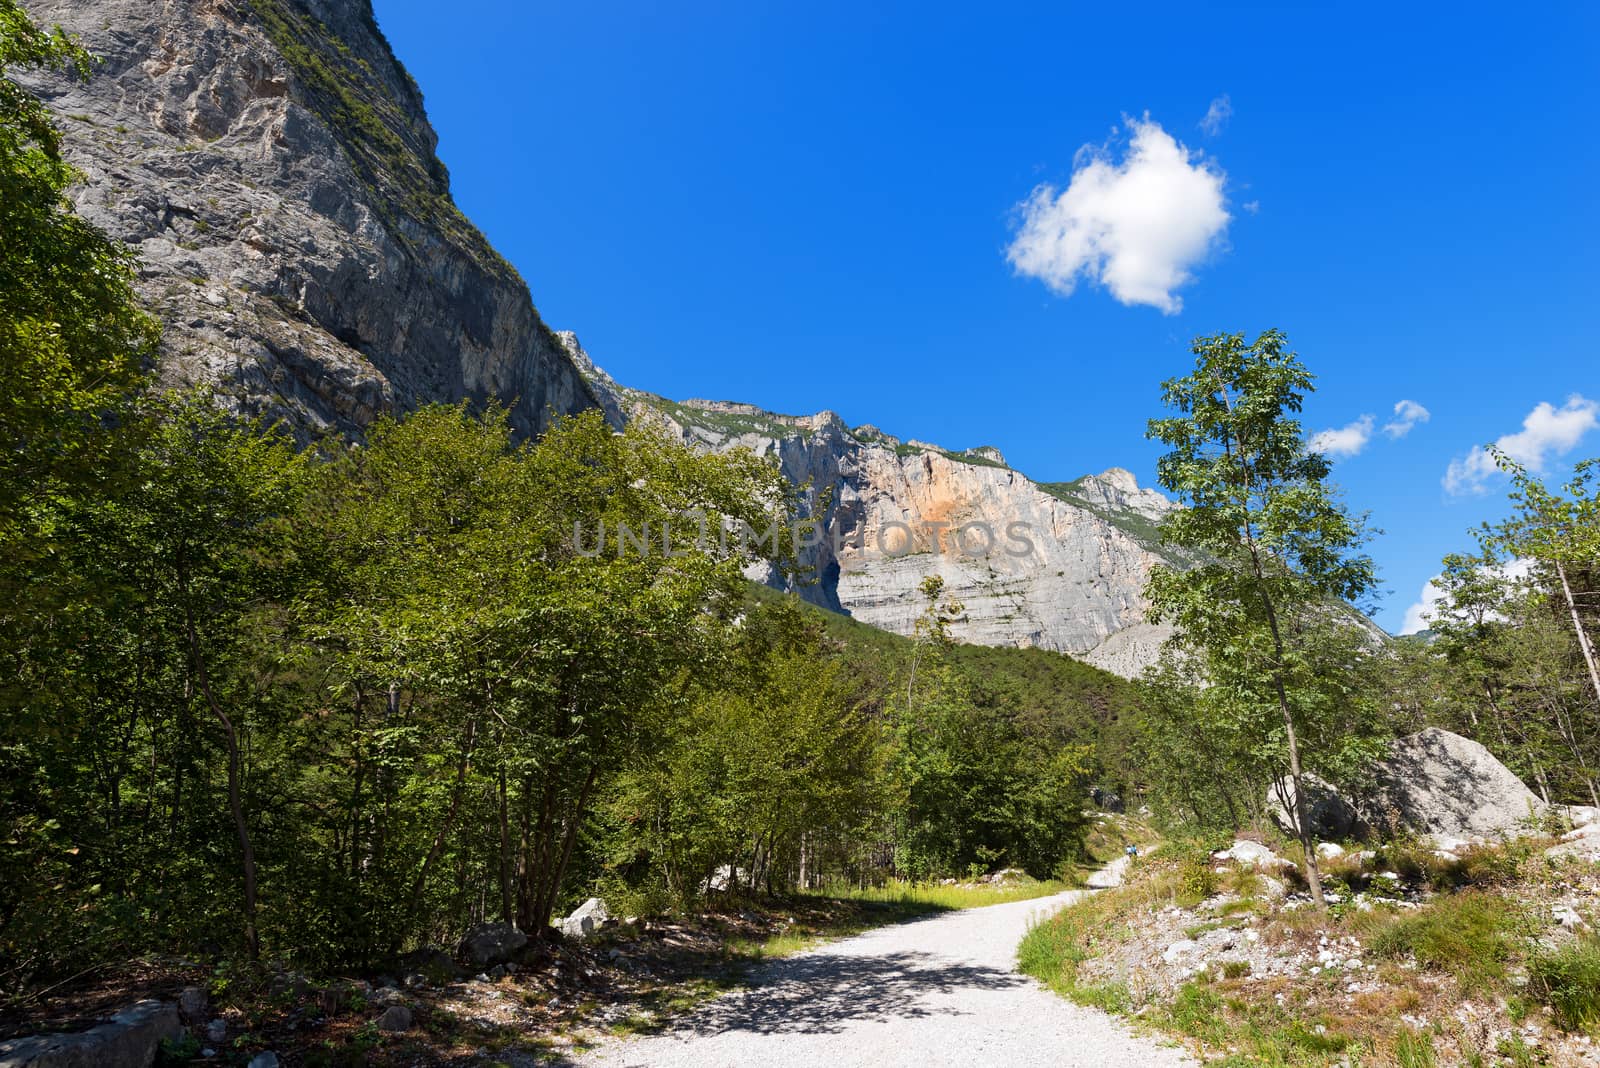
[[566, 890, 1197, 1068]]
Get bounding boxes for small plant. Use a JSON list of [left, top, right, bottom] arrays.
[[1219, 959, 1251, 979], [1176, 856, 1217, 906], [1394, 1028, 1436, 1068], [156, 1032, 202, 1064], [1368, 891, 1523, 992]]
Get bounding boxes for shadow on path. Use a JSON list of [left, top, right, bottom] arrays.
[[663, 949, 1023, 1038]]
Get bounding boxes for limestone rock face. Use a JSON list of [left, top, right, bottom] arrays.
[[566, 336, 1185, 676], [24, 0, 595, 439]]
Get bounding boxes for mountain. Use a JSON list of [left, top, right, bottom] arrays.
[[24, 0, 1181, 677], [564, 334, 1185, 677], [20, 0, 596, 439]]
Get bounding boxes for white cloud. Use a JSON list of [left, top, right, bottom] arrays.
[[1443, 395, 1599, 495], [1399, 558, 1534, 635], [1309, 414, 1375, 457], [1005, 116, 1230, 314], [1383, 399, 1430, 438], [1200, 94, 1233, 135], [1400, 575, 1444, 635]]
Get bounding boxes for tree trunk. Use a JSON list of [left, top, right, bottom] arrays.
[[181, 596, 260, 959], [1556, 560, 1600, 715], [1258, 593, 1325, 906], [498, 762, 513, 924], [402, 717, 477, 941]]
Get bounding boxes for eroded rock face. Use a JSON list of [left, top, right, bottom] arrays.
[[566, 335, 1183, 676], [24, 0, 595, 439]]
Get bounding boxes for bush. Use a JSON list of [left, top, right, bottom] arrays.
[[1529, 936, 1600, 1032]]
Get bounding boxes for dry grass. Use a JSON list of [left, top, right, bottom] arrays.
[[1018, 836, 1600, 1067]]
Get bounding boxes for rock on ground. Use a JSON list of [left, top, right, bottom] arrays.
[[1365, 728, 1546, 839], [568, 892, 1196, 1068], [559, 897, 611, 940], [1548, 823, 1600, 862], [457, 922, 528, 968], [0, 999, 180, 1068], [1212, 841, 1285, 869], [375, 1005, 412, 1033], [1265, 774, 1358, 840]]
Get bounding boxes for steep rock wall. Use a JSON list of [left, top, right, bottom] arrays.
[[23, 0, 595, 437]]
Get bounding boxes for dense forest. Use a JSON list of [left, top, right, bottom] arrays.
[[4, 0, 1599, 1020]]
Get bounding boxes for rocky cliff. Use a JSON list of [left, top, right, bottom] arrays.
[[563, 334, 1183, 677], [21, 0, 596, 438], [22, 0, 1179, 677]]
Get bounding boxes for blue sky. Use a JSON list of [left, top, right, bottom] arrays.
[[372, 0, 1598, 633]]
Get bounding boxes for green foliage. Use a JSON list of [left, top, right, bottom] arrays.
[[813, 876, 1069, 911], [0, 0, 158, 591], [1528, 936, 1600, 1033], [1141, 331, 1385, 899], [887, 578, 1092, 881], [1388, 532, 1600, 808], [602, 596, 888, 903]]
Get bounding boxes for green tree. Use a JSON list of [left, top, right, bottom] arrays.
[[295, 406, 801, 943], [0, 0, 157, 573], [604, 596, 887, 903], [1145, 330, 1379, 905], [1488, 453, 1600, 715], [891, 577, 1090, 880]]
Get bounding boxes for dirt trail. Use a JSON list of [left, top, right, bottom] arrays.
[[567, 890, 1196, 1067]]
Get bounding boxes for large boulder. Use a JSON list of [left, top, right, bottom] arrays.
[[0, 1000, 180, 1068], [1265, 774, 1359, 840], [455, 922, 528, 969], [1212, 840, 1286, 869], [1363, 728, 1545, 839], [397, 946, 458, 985], [558, 897, 610, 940]]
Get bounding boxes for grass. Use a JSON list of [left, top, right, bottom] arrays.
[[1528, 936, 1600, 1033], [813, 877, 1073, 911], [1365, 890, 1528, 992], [724, 877, 1072, 962], [1019, 836, 1599, 1065]]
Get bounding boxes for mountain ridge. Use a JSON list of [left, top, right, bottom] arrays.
[[558, 331, 1183, 676]]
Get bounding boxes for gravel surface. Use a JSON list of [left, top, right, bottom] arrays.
[[566, 891, 1197, 1067]]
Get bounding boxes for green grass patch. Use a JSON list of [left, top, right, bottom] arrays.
[[1366, 890, 1527, 992], [813, 877, 1071, 911], [1529, 935, 1600, 1033]]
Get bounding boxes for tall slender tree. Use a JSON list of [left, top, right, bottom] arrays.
[[1489, 453, 1600, 715], [1145, 330, 1378, 905]]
